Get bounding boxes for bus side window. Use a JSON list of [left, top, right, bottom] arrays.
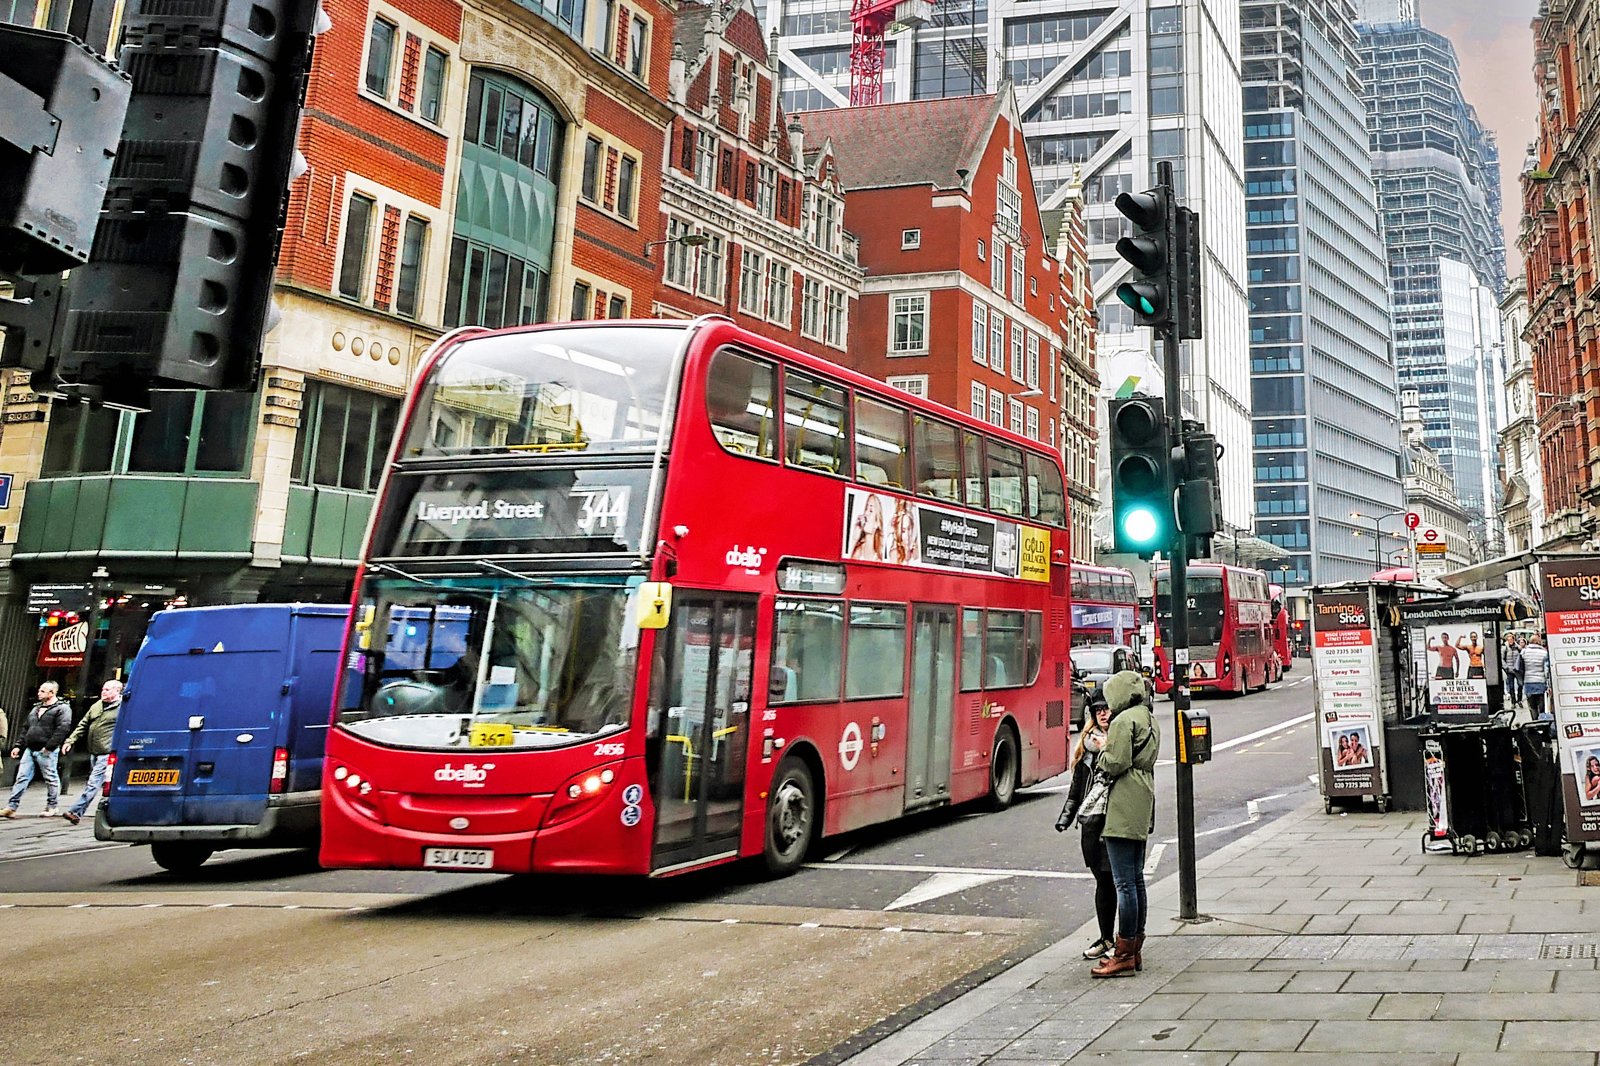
[[1025, 453, 1067, 526], [961, 432, 987, 509], [986, 610, 1025, 687], [854, 395, 910, 489], [1025, 612, 1043, 684], [987, 442, 1025, 517], [913, 416, 961, 503], [785, 372, 849, 474], [960, 608, 984, 691], [706, 348, 778, 460], [771, 598, 843, 702], [845, 604, 907, 699]]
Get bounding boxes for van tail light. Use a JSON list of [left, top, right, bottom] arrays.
[[270, 747, 289, 794], [103, 752, 116, 798]]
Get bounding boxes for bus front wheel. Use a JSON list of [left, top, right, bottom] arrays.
[[763, 758, 816, 877], [988, 727, 1019, 811]]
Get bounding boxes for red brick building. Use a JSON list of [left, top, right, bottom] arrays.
[[795, 93, 1099, 558], [655, 0, 862, 357], [1521, 0, 1599, 550]]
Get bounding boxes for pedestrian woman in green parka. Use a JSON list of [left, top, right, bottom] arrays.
[[1091, 669, 1160, 978]]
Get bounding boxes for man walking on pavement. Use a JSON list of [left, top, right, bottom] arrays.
[[60, 679, 122, 825], [3, 681, 72, 817]]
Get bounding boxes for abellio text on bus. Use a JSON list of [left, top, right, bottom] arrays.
[[319, 317, 1074, 878]]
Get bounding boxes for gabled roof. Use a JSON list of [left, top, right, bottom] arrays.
[[794, 94, 1005, 192], [674, 0, 770, 69]]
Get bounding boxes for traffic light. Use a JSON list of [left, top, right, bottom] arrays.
[[1109, 396, 1172, 557], [51, 0, 322, 406], [0, 26, 131, 278], [1176, 422, 1222, 559], [1174, 206, 1203, 340], [1113, 186, 1174, 328]]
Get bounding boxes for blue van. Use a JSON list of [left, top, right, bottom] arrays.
[[96, 603, 347, 871]]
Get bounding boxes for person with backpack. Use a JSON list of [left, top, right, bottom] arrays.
[[3, 681, 72, 817], [1091, 670, 1161, 979]]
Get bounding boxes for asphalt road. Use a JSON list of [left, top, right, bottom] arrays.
[[0, 668, 1321, 1065]]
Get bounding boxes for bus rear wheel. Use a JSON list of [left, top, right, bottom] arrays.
[[763, 757, 816, 877], [151, 842, 214, 873], [988, 727, 1019, 810]]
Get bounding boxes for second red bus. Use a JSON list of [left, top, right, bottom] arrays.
[[1153, 563, 1277, 695]]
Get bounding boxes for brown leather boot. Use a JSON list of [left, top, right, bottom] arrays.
[[1133, 934, 1145, 972], [1091, 936, 1139, 978]]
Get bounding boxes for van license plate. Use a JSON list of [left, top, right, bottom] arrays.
[[423, 847, 493, 870], [126, 769, 180, 786]]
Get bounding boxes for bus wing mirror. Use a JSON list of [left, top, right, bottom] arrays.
[[636, 582, 673, 630]]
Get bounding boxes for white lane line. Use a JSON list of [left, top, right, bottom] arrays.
[[807, 860, 1092, 880], [1166, 788, 1299, 845], [822, 845, 855, 862], [0, 843, 131, 865], [883, 871, 1009, 911], [1143, 842, 1167, 876]]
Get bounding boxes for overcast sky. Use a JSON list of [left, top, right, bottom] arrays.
[[1421, 0, 1541, 277]]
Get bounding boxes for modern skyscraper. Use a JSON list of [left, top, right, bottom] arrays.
[[767, 0, 1254, 543], [1243, 0, 1405, 587], [1357, 11, 1508, 532]]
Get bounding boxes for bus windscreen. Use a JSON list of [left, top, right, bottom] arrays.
[[1155, 574, 1225, 648], [402, 326, 682, 457]]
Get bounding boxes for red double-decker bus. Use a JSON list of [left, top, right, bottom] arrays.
[[1068, 563, 1140, 649], [1152, 563, 1274, 695], [1269, 583, 1292, 677], [320, 317, 1072, 878]]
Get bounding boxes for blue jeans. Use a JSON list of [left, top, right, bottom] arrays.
[[67, 754, 110, 819], [1104, 836, 1149, 939], [8, 749, 60, 811]]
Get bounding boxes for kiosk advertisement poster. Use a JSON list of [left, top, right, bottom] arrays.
[[1422, 624, 1495, 714], [1312, 590, 1382, 798], [1540, 558, 1600, 842]]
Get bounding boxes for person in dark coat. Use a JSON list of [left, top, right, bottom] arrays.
[[4, 682, 72, 817], [1058, 690, 1115, 959]]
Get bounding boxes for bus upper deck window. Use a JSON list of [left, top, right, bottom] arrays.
[[987, 443, 1025, 517], [913, 416, 961, 503], [784, 372, 848, 474], [707, 349, 778, 460], [854, 395, 909, 490]]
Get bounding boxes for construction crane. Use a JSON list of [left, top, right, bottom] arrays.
[[848, 0, 930, 106]]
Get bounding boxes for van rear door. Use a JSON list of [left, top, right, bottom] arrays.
[[113, 611, 289, 827]]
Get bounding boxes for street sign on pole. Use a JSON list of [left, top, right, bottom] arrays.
[[1423, 528, 1439, 543], [1404, 512, 1420, 530]]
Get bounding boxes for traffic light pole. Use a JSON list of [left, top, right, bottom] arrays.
[[1155, 159, 1200, 923]]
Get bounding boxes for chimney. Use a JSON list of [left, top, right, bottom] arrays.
[[788, 116, 804, 164], [669, 39, 687, 104]]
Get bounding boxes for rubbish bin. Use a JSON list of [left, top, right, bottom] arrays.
[[1420, 722, 1533, 856], [1517, 720, 1563, 857]]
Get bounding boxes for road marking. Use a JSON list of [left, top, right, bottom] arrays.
[[1156, 712, 1312, 766], [823, 845, 856, 862], [807, 860, 1091, 880], [0, 843, 130, 865], [1144, 843, 1167, 876], [1165, 788, 1300, 845], [884, 872, 1008, 911]]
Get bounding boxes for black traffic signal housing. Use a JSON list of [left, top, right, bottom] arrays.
[[1176, 421, 1223, 559], [1175, 206, 1203, 340], [52, 0, 320, 407], [1113, 186, 1175, 328], [1109, 396, 1172, 558], [0, 25, 131, 278]]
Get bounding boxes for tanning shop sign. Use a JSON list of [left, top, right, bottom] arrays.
[[1311, 589, 1383, 800], [1541, 558, 1600, 843], [843, 488, 1048, 582]]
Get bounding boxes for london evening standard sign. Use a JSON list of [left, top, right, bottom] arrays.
[[842, 487, 1050, 582]]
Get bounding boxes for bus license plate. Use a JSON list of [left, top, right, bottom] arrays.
[[126, 769, 180, 786], [423, 847, 493, 870]]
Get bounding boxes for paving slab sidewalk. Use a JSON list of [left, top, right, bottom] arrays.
[[838, 801, 1600, 1066]]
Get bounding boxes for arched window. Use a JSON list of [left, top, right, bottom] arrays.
[[445, 71, 563, 329]]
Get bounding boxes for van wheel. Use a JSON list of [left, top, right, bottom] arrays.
[[988, 727, 1019, 811], [763, 758, 816, 877], [151, 842, 214, 873]]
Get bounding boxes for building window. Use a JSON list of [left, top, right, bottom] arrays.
[[890, 293, 928, 353], [461, 70, 561, 177], [628, 15, 648, 78], [40, 402, 118, 475], [801, 277, 823, 339], [971, 382, 986, 420], [1026, 333, 1039, 388], [1011, 247, 1024, 304], [973, 304, 988, 364], [1010, 322, 1024, 382], [694, 131, 717, 188], [824, 287, 846, 348], [991, 237, 1006, 291], [571, 280, 592, 320], [419, 47, 447, 123], [293, 382, 401, 492], [581, 136, 602, 201], [887, 375, 928, 397], [977, 239, 986, 261], [395, 215, 427, 318], [129, 391, 255, 476], [757, 164, 777, 215], [902, 229, 921, 249], [695, 233, 725, 299], [608, 294, 627, 318], [739, 248, 766, 315], [616, 154, 637, 220], [989, 312, 1005, 373], [444, 237, 548, 328], [365, 19, 397, 98], [988, 390, 1004, 427], [663, 218, 694, 290], [338, 194, 375, 300], [1009, 398, 1024, 436], [766, 261, 792, 325], [1025, 407, 1039, 440]]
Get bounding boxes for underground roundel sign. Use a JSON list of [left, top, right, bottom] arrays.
[[838, 721, 864, 771]]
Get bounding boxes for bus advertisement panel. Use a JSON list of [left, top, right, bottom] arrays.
[[1153, 564, 1274, 695], [320, 319, 1072, 880]]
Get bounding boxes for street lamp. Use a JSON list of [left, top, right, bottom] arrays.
[[1007, 387, 1043, 400], [1352, 507, 1406, 573], [643, 231, 710, 260]]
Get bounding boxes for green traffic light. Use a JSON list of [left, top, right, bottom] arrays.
[[1116, 282, 1161, 318], [1121, 506, 1160, 545]]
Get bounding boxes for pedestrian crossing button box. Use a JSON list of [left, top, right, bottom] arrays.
[[1179, 708, 1211, 764]]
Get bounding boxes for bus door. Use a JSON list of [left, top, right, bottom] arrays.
[[649, 595, 755, 871], [904, 604, 956, 812]]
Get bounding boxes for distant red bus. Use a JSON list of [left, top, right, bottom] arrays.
[[1269, 583, 1291, 677], [1152, 563, 1274, 695], [320, 317, 1072, 879], [1069, 563, 1139, 650]]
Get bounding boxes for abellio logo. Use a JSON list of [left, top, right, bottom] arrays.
[[435, 762, 496, 784], [725, 545, 767, 572]]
